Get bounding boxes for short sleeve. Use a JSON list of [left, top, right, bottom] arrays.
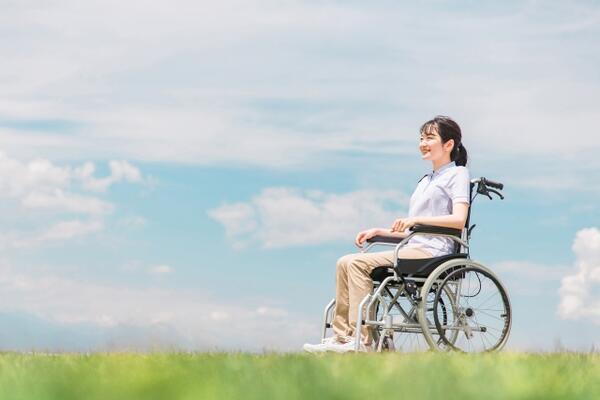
[[449, 167, 470, 204]]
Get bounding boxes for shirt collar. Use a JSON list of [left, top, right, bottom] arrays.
[[431, 161, 456, 177]]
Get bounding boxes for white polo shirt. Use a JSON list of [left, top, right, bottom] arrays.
[[405, 161, 470, 257]]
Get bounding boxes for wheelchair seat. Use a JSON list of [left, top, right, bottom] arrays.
[[370, 253, 468, 282]]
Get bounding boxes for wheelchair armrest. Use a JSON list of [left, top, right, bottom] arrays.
[[410, 224, 462, 237], [366, 235, 405, 244]]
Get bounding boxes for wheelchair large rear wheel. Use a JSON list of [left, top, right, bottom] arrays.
[[433, 266, 511, 352], [418, 259, 512, 352]]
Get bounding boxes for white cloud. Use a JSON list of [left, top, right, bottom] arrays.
[[508, 174, 600, 193], [117, 215, 148, 229], [0, 2, 599, 173], [0, 260, 315, 351], [149, 265, 173, 275], [493, 260, 569, 282], [558, 228, 600, 322], [21, 190, 113, 215], [0, 151, 143, 207], [38, 220, 105, 242], [208, 203, 257, 238], [255, 306, 288, 318], [209, 187, 408, 248], [209, 311, 230, 322], [1, 220, 105, 249], [78, 160, 142, 192], [491, 260, 570, 297], [0, 151, 144, 246]]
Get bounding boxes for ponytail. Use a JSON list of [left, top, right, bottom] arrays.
[[454, 142, 468, 167]]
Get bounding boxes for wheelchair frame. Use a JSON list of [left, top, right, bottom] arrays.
[[320, 177, 512, 353]]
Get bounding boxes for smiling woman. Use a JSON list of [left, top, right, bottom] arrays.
[[303, 115, 471, 353]]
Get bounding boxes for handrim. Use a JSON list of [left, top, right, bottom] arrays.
[[417, 258, 512, 352]]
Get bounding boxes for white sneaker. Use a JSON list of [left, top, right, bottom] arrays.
[[325, 337, 370, 353], [303, 336, 339, 353]]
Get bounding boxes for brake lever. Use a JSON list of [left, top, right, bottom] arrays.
[[487, 188, 504, 200], [477, 181, 504, 200], [477, 182, 493, 200]]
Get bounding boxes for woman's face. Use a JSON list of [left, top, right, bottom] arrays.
[[419, 126, 454, 161]]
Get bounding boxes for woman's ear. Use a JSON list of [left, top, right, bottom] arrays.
[[443, 139, 455, 153]]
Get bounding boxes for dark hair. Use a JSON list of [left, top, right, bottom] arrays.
[[420, 115, 468, 166]]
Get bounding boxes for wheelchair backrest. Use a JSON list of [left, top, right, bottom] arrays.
[[453, 178, 504, 253]]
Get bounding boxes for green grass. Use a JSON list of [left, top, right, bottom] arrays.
[[0, 352, 598, 400]]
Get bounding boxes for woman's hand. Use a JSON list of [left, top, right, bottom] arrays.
[[355, 228, 381, 248], [391, 217, 418, 233]]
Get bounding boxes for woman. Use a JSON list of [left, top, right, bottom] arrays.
[[304, 115, 471, 353]]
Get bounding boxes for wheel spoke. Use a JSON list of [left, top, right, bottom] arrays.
[[432, 265, 511, 353]]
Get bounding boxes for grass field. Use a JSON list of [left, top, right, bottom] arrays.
[[0, 352, 598, 400]]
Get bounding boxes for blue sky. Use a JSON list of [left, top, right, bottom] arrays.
[[1, 1, 599, 352]]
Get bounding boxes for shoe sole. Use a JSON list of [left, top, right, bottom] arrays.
[[325, 344, 370, 353], [303, 345, 327, 354]]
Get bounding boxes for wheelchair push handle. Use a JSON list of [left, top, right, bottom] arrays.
[[481, 178, 504, 191], [473, 177, 505, 200]]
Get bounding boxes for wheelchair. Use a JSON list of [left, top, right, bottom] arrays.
[[321, 177, 511, 353]]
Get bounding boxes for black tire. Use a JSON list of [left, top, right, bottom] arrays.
[[381, 335, 395, 352], [433, 266, 511, 352]]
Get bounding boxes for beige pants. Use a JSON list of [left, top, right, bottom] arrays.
[[332, 248, 432, 345]]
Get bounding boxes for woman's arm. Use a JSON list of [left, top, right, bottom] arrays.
[[355, 227, 409, 248], [391, 202, 469, 232]]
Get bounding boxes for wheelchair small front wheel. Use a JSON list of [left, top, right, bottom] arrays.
[[381, 334, 395, 352], [371, 284, 457, 352]]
